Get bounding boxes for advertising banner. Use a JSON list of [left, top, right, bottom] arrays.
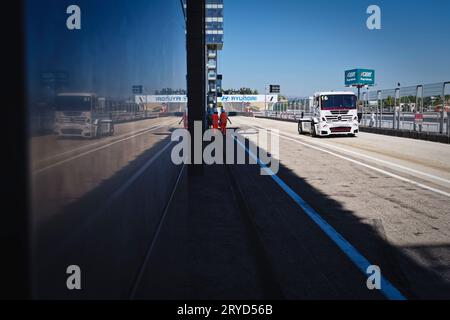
[[345, 69, 375, 86]]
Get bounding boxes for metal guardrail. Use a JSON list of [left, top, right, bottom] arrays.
[[254, 111, 450, 144], [360, 112, 448, 134], [266, 81, 450, 137], [255, 111, 306, 121], [30, 110, 162, 136], [256, 110, 449, 135]]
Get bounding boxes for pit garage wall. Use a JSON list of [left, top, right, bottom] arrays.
[[26, 0, 188, 298]]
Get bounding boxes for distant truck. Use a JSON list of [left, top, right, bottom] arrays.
[[298, 92, 359, 137], [54, 93, 114, 138]]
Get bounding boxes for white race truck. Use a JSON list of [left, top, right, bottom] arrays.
[[298, 92, 359, 137], [54, 93, 114, 138]]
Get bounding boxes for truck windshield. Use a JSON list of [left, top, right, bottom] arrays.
[[56, 96, 92, 112], [321, 95, 356, 110]]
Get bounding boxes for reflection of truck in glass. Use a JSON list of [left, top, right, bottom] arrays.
[[298, 92, 359, 137], [54, 93, 114, 138]]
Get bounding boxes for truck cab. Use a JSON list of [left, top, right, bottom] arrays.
[[54, 93, 114, 138], [298, 92, 359, 137]]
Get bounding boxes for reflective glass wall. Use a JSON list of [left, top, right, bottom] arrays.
[[25, 0, 186, 299]]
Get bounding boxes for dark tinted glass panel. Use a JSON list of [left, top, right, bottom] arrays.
[[26, 0, 186, 299], [321, 95, 357, 109]]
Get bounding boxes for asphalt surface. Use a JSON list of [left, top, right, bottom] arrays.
[[231, 116, 450, 299], [135, 116, 450, 300], [30, 116, 183, 298], [29, 115, 450, 299]]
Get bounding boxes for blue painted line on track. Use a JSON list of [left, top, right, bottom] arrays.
[[234, 136, 406, 300]]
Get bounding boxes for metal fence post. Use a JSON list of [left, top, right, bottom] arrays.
[[414, 86, 418, 132], [447, 111, 450, 137], [417, 85, 423, 132], [362, 92, 366, 126], [446, 82, 450, 136], [393, 91, 396, 130], [440, 83, 445, 134], [395, 88, 400, 130], [378, 91, 382, 128]]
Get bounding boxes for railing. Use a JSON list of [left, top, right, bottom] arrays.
[[361, 112, 446, 134], [257, 110, 449, 134], [359, 81, 450, 136], [30, 109, 163, 136], [264, 81, 450, 136], [256, 110, 311, 121]]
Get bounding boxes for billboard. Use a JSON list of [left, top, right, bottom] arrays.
[[135, 95, 279, 104], [135, 95, 187, 104], [345, 69, 375, 86], [269, 85, 280, 93], [219, 95, 278, 103], [132, 85, 143, 94], [40, 71, 69, 89]]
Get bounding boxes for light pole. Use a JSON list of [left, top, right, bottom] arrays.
[[395, 83, 401, 130], [364, 85, 369, 125]]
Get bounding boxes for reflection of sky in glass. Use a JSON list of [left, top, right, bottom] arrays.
[[221, 0, 450, 96], [25, 0, 186, 104]]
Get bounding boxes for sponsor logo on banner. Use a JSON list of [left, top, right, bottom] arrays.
[[135, 95, 278, 104], [219, 95, 278, 103]]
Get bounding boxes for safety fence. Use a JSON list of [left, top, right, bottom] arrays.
[[265, 81, 450, 136], [359, 82, 450, 135]]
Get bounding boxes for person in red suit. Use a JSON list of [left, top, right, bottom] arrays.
[[212, 110, 219, 129], [219, 109, 232, 135], [178, 110, 188, 129]]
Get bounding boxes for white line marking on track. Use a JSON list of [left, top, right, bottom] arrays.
[[244, 123, 450, 198], [281, 130, 450, 186], [35, 122, 173, 165], [233, 134, 406, 300]]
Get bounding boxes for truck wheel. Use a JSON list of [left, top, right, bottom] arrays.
[[311, 124, 317, 137], [298, 122, 303, 135]]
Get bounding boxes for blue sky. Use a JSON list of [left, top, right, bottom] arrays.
[[26, 0, 187, 100], [220, 0, 450, 96], [26, 0, 449, 101]]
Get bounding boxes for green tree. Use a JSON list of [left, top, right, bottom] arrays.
[[384, 96, 394, 106], [223, 88, 259, 95]]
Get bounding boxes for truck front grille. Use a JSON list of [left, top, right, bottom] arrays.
[[330, 110, 349, 115], [61, 129, 83, 135], [325, 115, 353, 122], [59, 117, 87, 124], [330, 127, 351, 133]]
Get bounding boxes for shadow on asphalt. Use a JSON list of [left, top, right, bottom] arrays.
[[231, 126, 450, 300], [31, 124, 450, 300], [33, 129, 183, 299]]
